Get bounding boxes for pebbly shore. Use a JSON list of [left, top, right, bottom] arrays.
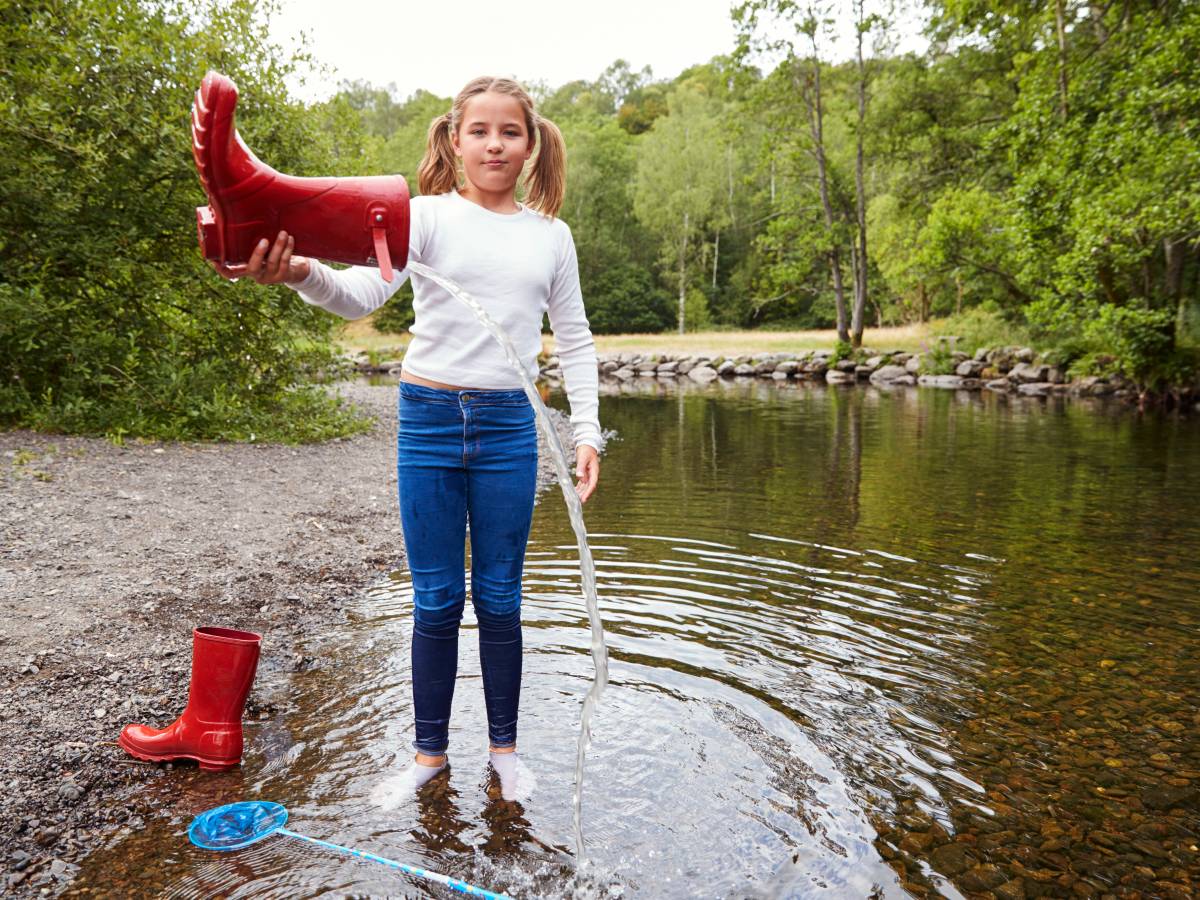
[[0, 380, 576, 898]]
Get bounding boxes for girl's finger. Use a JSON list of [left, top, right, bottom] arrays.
[[246, 238, 270, 276], [279, 235, 294, 278], [264, 231, 288, 279]]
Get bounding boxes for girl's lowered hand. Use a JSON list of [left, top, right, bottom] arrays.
[[210, 230, 311, 286], [575, 444, 600, 503]]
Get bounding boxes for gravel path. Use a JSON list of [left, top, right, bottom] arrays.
[[0, 380, 575, 896]]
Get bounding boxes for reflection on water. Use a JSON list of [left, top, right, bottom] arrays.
[[71, 378, 1200, 898]]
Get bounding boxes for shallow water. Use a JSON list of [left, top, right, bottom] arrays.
[[71, 378, 1200, 898]]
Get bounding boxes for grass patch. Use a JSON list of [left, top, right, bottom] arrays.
[[584, 324, 931, 357], [337, 318, 934, 358], [334, 315, 412, 356], [928, 307, 1032, 354]]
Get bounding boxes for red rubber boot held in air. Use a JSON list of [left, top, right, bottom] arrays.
[[192, 70, 410, 281], [118, 627, 261, 771]]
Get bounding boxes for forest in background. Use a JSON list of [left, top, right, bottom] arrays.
[[349, 2, 1199, 370], [2, 0, 1197, 440]]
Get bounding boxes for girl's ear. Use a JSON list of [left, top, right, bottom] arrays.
[[450, 127, 462, 158]]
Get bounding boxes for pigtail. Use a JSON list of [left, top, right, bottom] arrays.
[[417, 113, 459, 196], [524, 116, 567, 219]]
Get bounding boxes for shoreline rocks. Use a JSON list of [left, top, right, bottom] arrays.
[[337, 344, 1196, 405], [563, 346, 1187, 403]]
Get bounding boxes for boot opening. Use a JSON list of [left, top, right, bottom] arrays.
[[196, 626, 261, 644]]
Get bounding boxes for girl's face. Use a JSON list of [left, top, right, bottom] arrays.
[[451, 92, 534, 197]]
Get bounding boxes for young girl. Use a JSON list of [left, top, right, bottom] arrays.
[[214, 76, 602, 800]]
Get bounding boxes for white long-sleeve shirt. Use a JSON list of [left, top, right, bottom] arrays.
[[289, 189, 602, 450]]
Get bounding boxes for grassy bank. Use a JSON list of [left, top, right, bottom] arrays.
[[336, 315, 933, 357]]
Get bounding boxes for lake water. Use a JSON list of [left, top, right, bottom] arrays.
[[70, 378, 1200, 898]]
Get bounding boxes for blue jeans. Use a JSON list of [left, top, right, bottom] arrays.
[[397, 381, 537, 756]]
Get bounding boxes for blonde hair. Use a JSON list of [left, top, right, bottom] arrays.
[[417, 76, 566, 219]]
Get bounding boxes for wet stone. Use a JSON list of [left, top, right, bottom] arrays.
[[899, 831, 935, 855], [979, 830, 1017, 852], [959, 863, 1009, 891], [995, 877, 1027, 900], [929, 841, 973, 876], [1141, 783, 1198, 810], [1130, 838, 1169, 858]]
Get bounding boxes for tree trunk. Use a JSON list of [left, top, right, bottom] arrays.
[[1055, 0, 1070, 119], [918, 282, 929, 323], [831, 248, 848, 341], [803, 38, 849, 343], [850, 241, 861, 339], [851, 0, 870, 349], [712, 229, 720, 291], [1087, 2, 1110, 45], [727, 143, 736, 227], [1164, 237, 1186, 300], [1097, 260, 1120, 304], [678, 210, 689, 335]]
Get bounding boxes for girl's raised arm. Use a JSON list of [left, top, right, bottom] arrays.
[[287, 256, 412, 320]]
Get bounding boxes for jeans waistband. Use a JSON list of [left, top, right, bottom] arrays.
[[399, 380, 530, 407]]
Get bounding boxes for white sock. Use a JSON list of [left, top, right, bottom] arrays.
[[489, 751, 535, 802], [370, 756, 448, 810]]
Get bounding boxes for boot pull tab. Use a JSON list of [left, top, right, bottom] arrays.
[[369, 206, 394, 282]]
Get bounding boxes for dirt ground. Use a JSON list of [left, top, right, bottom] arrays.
[[0, 380, 575, 896]]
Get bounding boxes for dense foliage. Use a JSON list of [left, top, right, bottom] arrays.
[[3, 0, 1196, 442], [0, 0, 371, 440]]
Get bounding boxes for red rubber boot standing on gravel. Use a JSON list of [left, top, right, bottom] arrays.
[[118, 627, 261, 771], [192, 70, 410, 281]]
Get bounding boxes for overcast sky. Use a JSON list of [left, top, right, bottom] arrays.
[[268, 0, 929, 103], [270, 0, 739, 102]]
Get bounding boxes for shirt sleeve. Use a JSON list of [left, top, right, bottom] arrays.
[[286, 198, 423, 319], [546, 223, 603, 451], [287, 261, 410, 319]]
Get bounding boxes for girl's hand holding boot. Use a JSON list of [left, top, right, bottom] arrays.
[[211, 230, 310, 286]]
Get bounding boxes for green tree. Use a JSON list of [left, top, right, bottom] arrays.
[[633, 84, 729, 333], [585, 265, 675, 334], [930, 0, 1200, 364], [735, 0, 863, 338], [0, 0, 366, 440]]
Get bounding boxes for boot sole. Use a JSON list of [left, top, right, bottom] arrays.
[[192, 74, 236, 263], [117, 733, 240, 772]]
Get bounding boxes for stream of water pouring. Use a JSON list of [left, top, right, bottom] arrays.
[[407, 262, 609, 868]]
